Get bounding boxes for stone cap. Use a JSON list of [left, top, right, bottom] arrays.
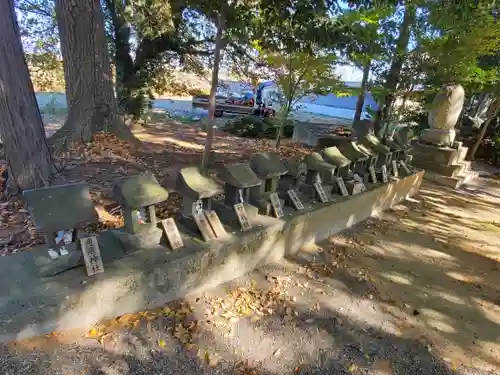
[[357, 143, 375, 156], [321, 147, 351, 168], [113, 171, 169, 210], [316, 135, 354, 150], [393, 126, 413, 148], [250, 152, 288, 179], [337, 142, 369, 162], [303, 153, 335, 173], [384, 137, 405, 151], [23, 182, 98, 232], [360, 134, 391, 154], [219, 163, 261, 189], [176, 167, 223, 199]]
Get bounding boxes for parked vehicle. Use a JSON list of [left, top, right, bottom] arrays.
[[192, 82, 280, 118]]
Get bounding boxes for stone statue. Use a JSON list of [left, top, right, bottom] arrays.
[[421, 83, 465, 147]]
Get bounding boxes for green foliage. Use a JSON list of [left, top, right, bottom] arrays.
[[339, 5, 396, 68], [263, 51, 346, 112], [416, 1, 500, 94], [26, 52, 64, 92], [221, 116, 294, 139]]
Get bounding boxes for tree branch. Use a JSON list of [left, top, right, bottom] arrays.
[[135, 36, 213, 69], [18, 0, 54, 18]]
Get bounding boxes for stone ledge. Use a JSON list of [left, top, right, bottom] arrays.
[[0, 171, 423, 342], [423, 170, 478, 189], [411, 160, 470, 177], [409, 141, 467, 166]]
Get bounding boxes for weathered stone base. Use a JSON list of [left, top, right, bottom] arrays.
[[410, 141, 462, 166], [423, 170, 479, 189], [410, 141, 477, 189], [0, 171, 423, 342], [420, 128, 456, 147], [411, 160, 471, 178]]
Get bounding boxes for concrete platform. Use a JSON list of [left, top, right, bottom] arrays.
[[0, 171, 423, 342]]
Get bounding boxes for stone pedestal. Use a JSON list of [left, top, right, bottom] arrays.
[[410, 141, 478, 189], [420, 128, 456, 147]]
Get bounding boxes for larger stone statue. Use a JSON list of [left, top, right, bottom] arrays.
[[421, 83, 465, 147], [411, 83, 478, 189]]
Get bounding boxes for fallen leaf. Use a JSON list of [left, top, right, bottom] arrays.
[[294, 366, 301, 373], [159, 339, 166, 348], [88, 328, 98, 336], [348, 363, 359, 373]]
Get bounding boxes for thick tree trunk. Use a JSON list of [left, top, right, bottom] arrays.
[[0, 0, 54, 192], [201, 13, 225, 169], [353, 59, 370, 125], [468, 99, 500, 161], [52, 0, 136, 148], [374, 4, 416, 136], [102, 0, 134, 110]]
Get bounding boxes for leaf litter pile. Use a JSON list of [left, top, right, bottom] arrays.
[[74, 275, 303, 374], [72, 235, 380, 373]]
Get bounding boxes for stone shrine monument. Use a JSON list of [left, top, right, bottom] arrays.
[[249, 152, 288, 216], [176, 167, 227, 240], [23, 183, 99, 276], [112, 172, 178, 251], [411, 83, 478, 188]]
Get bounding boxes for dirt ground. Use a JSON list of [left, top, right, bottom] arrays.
[[2, 175, 500, 374]]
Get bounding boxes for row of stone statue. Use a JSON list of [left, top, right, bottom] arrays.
[[21, 131, 414, 276], [114, 131, 413, 239]]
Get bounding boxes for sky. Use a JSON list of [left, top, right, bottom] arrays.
[[335, 64, 364, 82]]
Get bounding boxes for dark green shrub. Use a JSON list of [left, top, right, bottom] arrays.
[[221, 116, 294, 139]]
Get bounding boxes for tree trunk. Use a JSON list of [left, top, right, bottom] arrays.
[[52, 0, 136, 148], [0, 0, 54, 192], [468, 99, 500, 161], [102, 0, 134, 112], [353, 59, 370, 125], [275, 104, 292, 149], [374, 4, 416, 136], [201, 12, 225, 169]]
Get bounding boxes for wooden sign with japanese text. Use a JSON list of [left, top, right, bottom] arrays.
[[204, 210, 227, 238], [193, 212, 216, 241], [269, 192, 284, 218], [233, 203, 252, 231], [313, 182, 329, 203], [80, 236, 104, 276], [369, 166, 378, 183], [381, 165, 388, 183], [287, 189, 304, 210], [336, 177, 349, 197], [161, 218, 184, 250], [392, 160, 399, 178]]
